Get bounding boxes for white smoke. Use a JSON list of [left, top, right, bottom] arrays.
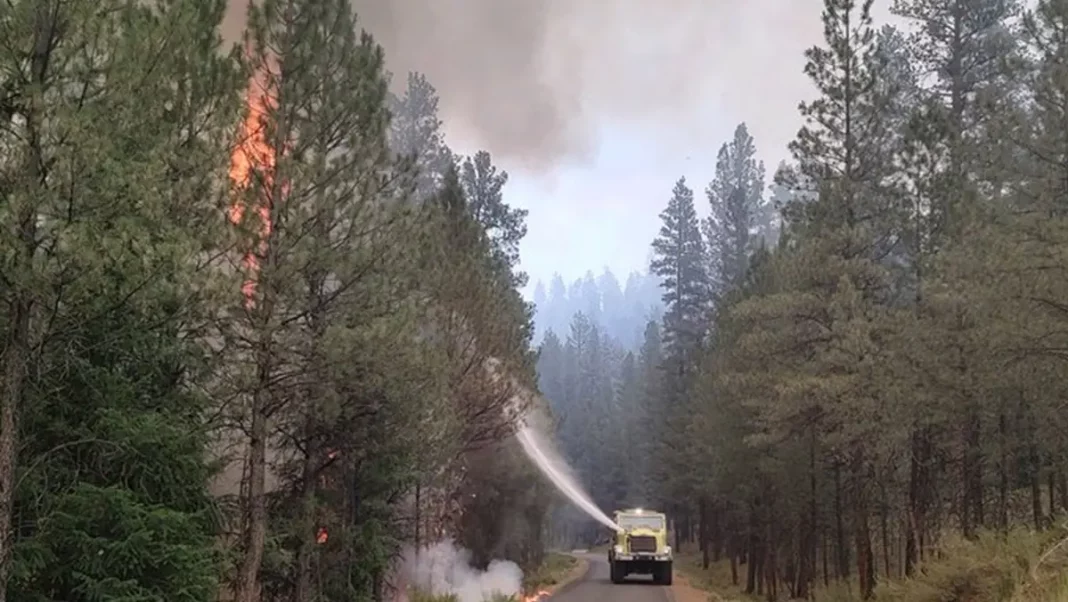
[[401, 540, 523, 601]]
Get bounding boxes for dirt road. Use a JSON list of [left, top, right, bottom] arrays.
[[549, 553, 672, 602]]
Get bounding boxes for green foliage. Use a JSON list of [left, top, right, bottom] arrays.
[[0, 0, 541, 600], [0, 0, 239, 600], [15, 484, 219, 602], [617, 0, 1068, 601]]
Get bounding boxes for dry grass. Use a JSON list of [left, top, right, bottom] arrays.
[[676, 526, 1068, 601], [675, 551, 760, 601], [523, 552, 580, 591]]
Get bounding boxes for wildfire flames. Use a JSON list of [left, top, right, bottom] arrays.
[[229, 63, 333, 542], [521, 590, 550, 601], [228, 74, 276, 305]]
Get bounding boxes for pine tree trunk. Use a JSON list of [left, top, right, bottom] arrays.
[[905, 429, 920, 577], [795, 509, 811, 599], [963, 401, 983, 537], [712, 502, 722, 562], [0, 292, 30, 602], [0, 15, 51, 598], [236, 279, 278, 602], [799, 423, 817, 595], [699, 498, 710, 569], [1047, 472, 1055, 522], [1031, 446, 1043, 531], [729, 534, 739, 585], [998, 412, 1009, 532], [415, 483, 422, 553], [880, 496, 890, 578], [1059, 471, 1067, 513], [765, 523, 777, 601], [834, 464, 849, 579], [822, 531, 829, 586], [746, 504, 760, 594], [294, 440, 318, 602], [236, 364, 270, 602], [855, 492, 875, 599]]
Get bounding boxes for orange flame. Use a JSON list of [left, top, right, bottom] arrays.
[[521, 590, 551, 601], [229, 72, 276, 306]]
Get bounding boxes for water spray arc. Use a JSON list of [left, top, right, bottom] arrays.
[[484, 357, 621, 534], [515, 418, 621, 533]]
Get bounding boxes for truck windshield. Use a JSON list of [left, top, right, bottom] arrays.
[[618, 515, 664, 530]]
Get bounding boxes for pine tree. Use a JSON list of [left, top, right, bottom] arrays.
[[460, 150, 529, 287], [891, 0, 1021, 236], [651, 177, 711, 381], [232, 0, 427, 597], [0, 0, 241, 599], [734, 0, 899, 596], [704, 123, 768, 294], [648, 177, 711, 528], [890, 0, 1022, 543], [389, 71, 453, 202]]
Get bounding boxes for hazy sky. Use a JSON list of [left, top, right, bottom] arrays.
[[225, 0, 897, 297]]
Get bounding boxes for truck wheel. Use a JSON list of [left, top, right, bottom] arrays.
[[662, 563, 672, 586], [610, 561, 623, 584], [655, 563, 672, 585]]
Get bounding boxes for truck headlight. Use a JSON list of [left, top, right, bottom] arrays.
[[614, 545, 623, 554], [664, 546, 671, 555]]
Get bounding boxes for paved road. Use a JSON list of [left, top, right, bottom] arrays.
[[550, 553, 670, 602]]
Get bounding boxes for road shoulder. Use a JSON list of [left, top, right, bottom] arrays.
[[537, 552, 590, 598], [669, 569, 715, 602], [551, 555, 590, 595]]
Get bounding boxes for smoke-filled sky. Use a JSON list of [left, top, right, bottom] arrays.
[[223, 0, 896, 297]]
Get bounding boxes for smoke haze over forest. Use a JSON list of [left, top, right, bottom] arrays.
[[222, 0, 893, 292], [8, 0, 1068, 601]]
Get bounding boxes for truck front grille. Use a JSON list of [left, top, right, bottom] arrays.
[[629, 535, 656, 553]]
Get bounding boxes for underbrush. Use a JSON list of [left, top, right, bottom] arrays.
[[871, 526, 1068, 602], [407, 552, 579, 601], [522, 552, 579, 591], [677, 525, 1068, 601]]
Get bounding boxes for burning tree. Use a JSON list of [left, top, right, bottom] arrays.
[[221, 0, 444, 600]]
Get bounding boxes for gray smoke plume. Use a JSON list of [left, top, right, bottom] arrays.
[[223, 0, 895, 172], [398, 540, 523, 602]]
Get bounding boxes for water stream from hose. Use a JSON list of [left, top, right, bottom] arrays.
[[515, 419, 621, 533]]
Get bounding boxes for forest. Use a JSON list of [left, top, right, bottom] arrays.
[[4, 0, 1068, 600], [533, 0, 1068, 599], [530, 269, 662, 349], [0, 0, 549, 600]]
